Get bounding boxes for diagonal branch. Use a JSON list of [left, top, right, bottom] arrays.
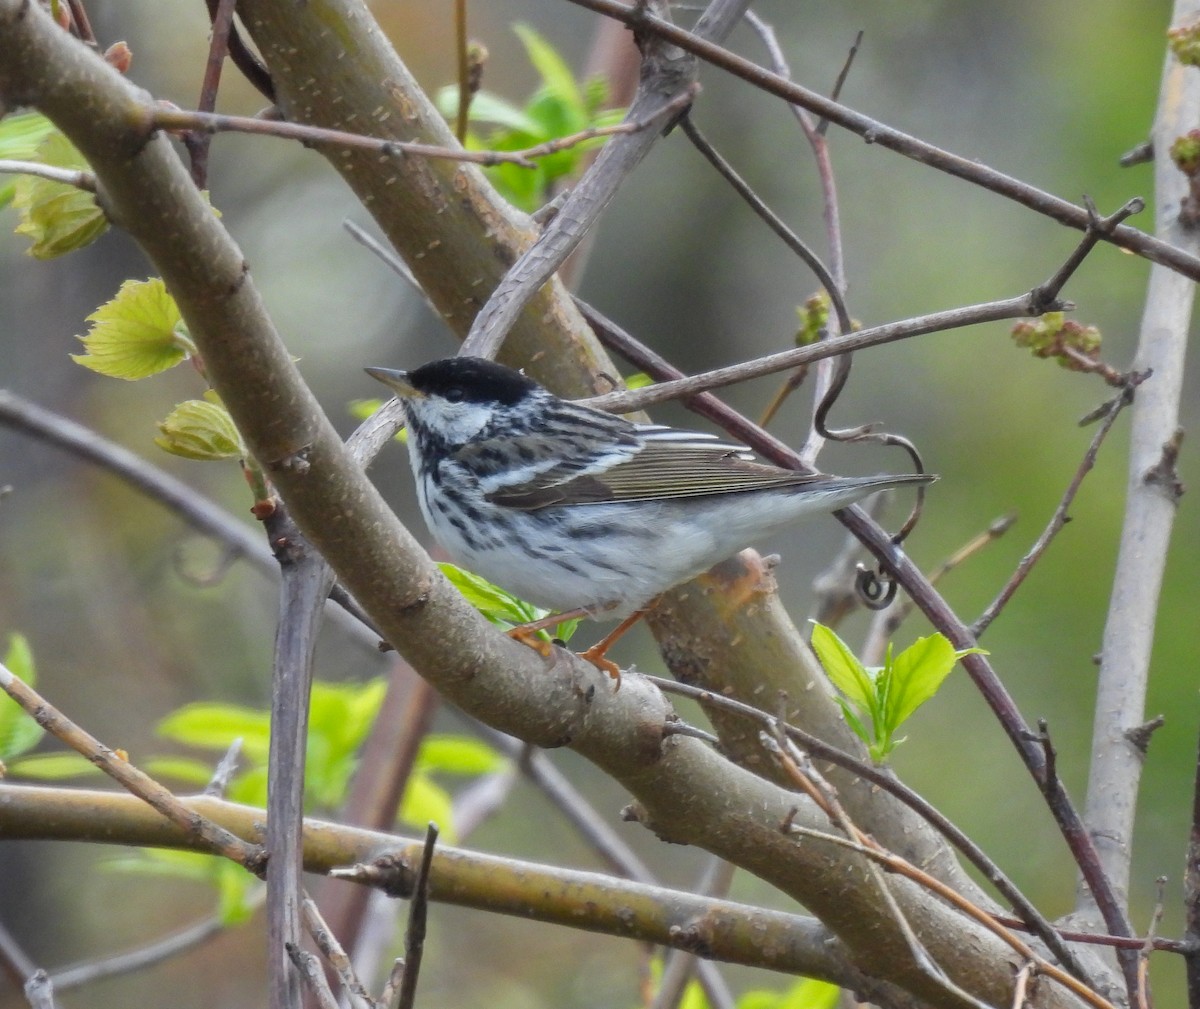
[[562, 0, 1200, 283]]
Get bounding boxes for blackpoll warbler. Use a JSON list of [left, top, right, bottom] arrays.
[[367, 357, 934, 634]]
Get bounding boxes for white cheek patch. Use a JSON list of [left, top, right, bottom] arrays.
[[419, 399, 495, 445]]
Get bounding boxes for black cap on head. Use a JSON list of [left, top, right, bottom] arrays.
[[407, 357, 538, 406]]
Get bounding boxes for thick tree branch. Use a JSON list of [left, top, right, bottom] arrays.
[[0, 783, 914, 1006], [0, 6, 1096, 1006], [1081, 0, 1200, 916]]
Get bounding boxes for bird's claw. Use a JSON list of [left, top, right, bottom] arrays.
[[578, 644, 622, 690]]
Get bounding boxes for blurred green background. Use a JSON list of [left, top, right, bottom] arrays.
[[1, 0, 1196, 1006]]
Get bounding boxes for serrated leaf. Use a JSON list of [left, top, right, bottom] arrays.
[[7, 752, 103, 779], [72, 278, 190, 380], [809, 623, 876, 711], [11, 131, 105, 257], [155, 394, 246, 461], [0, 633, 43, 760], [415, 734, 504, 776], [0, 112, 58, 208], [399, 771, 456, 844], [0, 112, 58, 160]]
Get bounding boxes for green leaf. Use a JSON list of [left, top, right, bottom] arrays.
[[777, 978, 840, 1009], [7, 752, 102, 779], [415, 734, 504, 776], [809, 623, 875, 711], [439, 562, 540, 627], [11, 131, 105, 257], [513, 23, 586, 130], [399, 771, 456, 844], [347, 398, 407, 442], [72, 278, 191, 380], [434, 86, 542, 134], [155, 392, 247, 461], [0, 633, 44, 760], [157, 702, 271, 764], [885, 634, 957, 728], [832, 696, 871, 750], [0, 112, 58, 208], [104, 849, 261, 925], [624, 372, 655, 390]]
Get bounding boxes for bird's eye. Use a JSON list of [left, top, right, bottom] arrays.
[[445, 387, 465, 403]]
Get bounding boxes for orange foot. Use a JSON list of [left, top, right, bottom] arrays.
[[506, 623, 555, 658], [578, 642, 623, 689]]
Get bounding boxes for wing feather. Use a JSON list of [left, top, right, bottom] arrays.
[[484, 424, 822, 510]]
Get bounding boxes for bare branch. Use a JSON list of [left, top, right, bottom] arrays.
[[562, 0, 1200, 282], [0, 158, 94, 189], [0, 663, 262, 869], [1081, 0, 1200, 936]]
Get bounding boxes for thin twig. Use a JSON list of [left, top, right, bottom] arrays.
[[678, 115, 848, 333], [185, 0, 237, 186], [51, 899, 261, 989], [642, 674, 1098, 986], [971, 377, 1144, 638], [0, 661, 263, 868], [0, 919, 37, 987], [454, 0, 470, 142], [770, 738, 995, 1009], [0, 390, 380, 641], [265, 503, 332, 1009], [285, 945, 340, 1009], [779, 818, 1114, 1009], [563, 0, 1200, 282], [0, 159, 95, 189], [395, 824, 439, 1009], [584, 291, 1060, 415], [149, 104, 676, 170], [861, 512, 1017, 664], [301, 896, 374, 1009]]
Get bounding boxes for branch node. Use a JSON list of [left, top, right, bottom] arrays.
[[1125, 715, 1165, 755], [1142, 427, 1185, 503]]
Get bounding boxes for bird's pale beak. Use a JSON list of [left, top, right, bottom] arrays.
[[364, 366, 422, 399]]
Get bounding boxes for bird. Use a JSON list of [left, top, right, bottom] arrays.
[[366, 356, 934, 678]]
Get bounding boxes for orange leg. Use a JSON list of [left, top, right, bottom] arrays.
[[506, 607, 591, 657], [578, 608, 649, 690]]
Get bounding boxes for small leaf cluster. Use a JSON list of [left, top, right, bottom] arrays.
[[436, 24, 625, 211], [811, 624, 982, 763], [1169, 20, 1200, 67], [1011, 312, 1102, 371], [0, 112, 106, 258], [1170, 129, 1200, 176]]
